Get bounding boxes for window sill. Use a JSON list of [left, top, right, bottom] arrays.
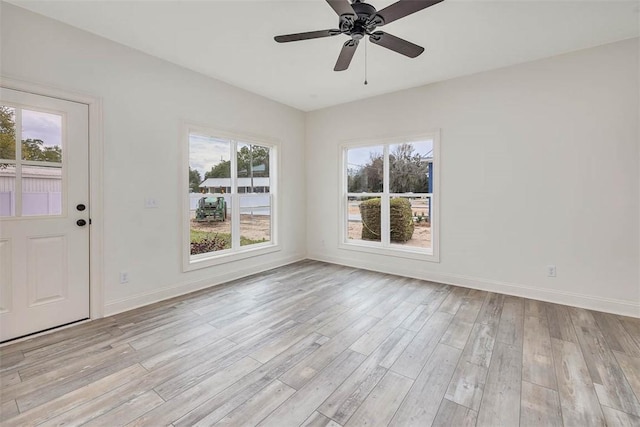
[[184, 243, 281, 272], [338, 241, 439, 263]]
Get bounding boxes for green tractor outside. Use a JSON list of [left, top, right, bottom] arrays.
[[195, 196, 227, 222]]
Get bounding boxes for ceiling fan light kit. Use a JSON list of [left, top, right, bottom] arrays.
[[275, 0, 444, 72]]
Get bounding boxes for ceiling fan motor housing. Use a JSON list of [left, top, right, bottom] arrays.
[[340, 1, 383, 40], [352, 1, 377, 21]]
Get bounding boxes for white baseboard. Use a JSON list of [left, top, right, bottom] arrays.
[[104, 254, 305, 317], [308, 252, 640, 318], [104, 251, 639, 319]]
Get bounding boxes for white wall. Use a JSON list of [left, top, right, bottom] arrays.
[[2, 3, 638, 318], [1, 3, 307, 315], [306, 38, 640, 316]]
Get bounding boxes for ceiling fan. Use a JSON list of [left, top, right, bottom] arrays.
[[274, 0, 444, 71]]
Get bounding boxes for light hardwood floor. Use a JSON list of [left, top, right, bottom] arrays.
[[1, 260, 640, 426]]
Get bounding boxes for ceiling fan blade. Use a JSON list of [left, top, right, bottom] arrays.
[[326, 0, 356, 17], [377, 0, 444, 25], [334, 39, 359, 71], [274, 29, 341, 43], [369, 31, 424, 58]]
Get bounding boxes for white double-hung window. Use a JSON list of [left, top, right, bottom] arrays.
[[341, 132, 439, 261], [183, 126, 278, 270]]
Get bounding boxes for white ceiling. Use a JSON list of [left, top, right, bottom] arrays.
[[8, 0, 639, 111]]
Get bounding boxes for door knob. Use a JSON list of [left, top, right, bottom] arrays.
[[76, 219, 87, 227], [76, 204, 86, 211]]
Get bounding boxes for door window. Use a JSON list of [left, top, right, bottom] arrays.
[[0, 106, 64, 217]]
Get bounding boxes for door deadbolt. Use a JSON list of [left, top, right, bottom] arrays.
[[76, 204, 86, 211]]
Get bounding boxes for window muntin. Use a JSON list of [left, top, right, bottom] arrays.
[[187, 130, 275, 263], [344, 135, 437, 259]]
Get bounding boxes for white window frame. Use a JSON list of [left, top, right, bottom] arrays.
[[339, 130, 440, 262], [182, 124, 280, 272]]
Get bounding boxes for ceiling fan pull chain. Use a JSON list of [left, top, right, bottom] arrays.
[[364, 37, 368, 85]]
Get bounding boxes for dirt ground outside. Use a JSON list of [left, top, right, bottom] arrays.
[[191, 214, 271, 242], [348, 221, 431, 248], [347, 199, 431, 248], [190, 200, 430, 248]]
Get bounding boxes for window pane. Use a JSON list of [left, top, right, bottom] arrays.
[[347, 146, 383, 193], [189, 133, 233, 256], [237, 143, 270, 193], [0, 106, 16, 161], [22, 165, 62, 216], [22, 109, 62, 163], [190, 133, 231, 194], [389, 195, 432, 250], [190, 194, 232, 255], [389, 140, 433, 194], [240, 195, 270, 246], [0, 165, 16, 216], [347, 195, 382, 243]]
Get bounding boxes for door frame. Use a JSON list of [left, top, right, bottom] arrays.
[[1, 75, 105, 320]]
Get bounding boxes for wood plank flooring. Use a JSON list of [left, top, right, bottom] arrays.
[[1, 260, 639, 426]]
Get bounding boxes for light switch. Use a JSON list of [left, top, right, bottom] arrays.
[[144, 197, 158, 208]]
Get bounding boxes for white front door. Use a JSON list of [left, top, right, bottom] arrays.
[[0, 87, 90, 342]]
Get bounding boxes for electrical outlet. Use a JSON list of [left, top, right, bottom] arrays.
[[547, 265, 556, 277], [120, 272, 129, 284]]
